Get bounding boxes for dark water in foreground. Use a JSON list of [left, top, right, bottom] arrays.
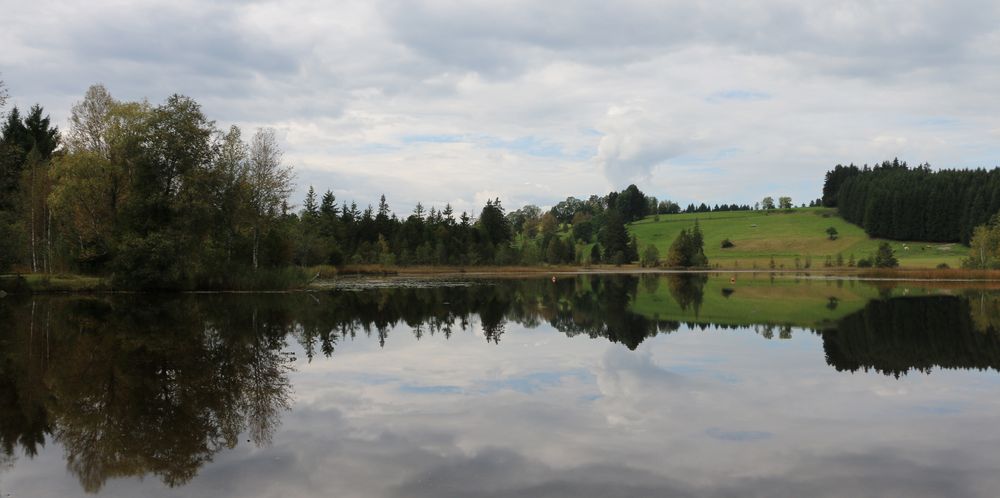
[[3, 274, 1000, 497]]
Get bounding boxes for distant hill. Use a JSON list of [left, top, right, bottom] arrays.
[[628, 207, 963, 269]]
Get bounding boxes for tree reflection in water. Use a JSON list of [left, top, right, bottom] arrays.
[[3, 276, 1000, 492], [823, 294, 1000, 377], [0, 296, 293, 492]]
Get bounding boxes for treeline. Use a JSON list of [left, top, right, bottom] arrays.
[[822, 158, 1000, 244], [0, 80, 741, 287], [298, 182, 714, 268], [292, 184, 653, 267], [679, 202, 753, 213], [1, 85, 297, 289]]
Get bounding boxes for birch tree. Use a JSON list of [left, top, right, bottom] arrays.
[[66, 84, 114, 156], [246, 128, 293, 269], [0, 76, 8, 114]]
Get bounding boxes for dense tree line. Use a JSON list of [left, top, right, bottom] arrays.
[[299, 183, 657, 268], [0, 81, 671, 281], [293, 190, 518, 267], [822, 158, 1000, 243], [0, 84, 296, 289], [681, 202, 753, 213], [0, 80, 763, 286]]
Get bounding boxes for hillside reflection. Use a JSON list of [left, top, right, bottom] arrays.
[[3, 275, 1000, 492]]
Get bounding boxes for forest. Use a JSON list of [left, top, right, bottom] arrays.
[[0, 84, 300, 289], [823, 158, 1000, 244]]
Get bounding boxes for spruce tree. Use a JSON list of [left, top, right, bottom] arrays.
[[590, 244, 602, 264]]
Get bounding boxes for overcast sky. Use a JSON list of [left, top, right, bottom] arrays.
[[3, 0, 1000, 214]]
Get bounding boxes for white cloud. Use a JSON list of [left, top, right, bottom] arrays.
[[2, 0, 1000, 210], [594, 102, 711, 186]]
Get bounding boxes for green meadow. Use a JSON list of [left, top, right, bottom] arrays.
[[628, 207, 965, 269]]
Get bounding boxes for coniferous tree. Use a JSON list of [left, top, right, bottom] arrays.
[[600, 210, 630, 262], [627, 235, 639, 263], [302, 186, 319, 220], [666, 224, 707, 268], [590, 244, 602, 264], [874, 243, 899, 268]]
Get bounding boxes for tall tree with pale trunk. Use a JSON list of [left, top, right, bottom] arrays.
[[246, 128, 293, 270]]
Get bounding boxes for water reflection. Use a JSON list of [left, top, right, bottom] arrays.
[[825, 296, 1000, 377], [0, 296, 293, 492], [2, 275, 1000, 494]]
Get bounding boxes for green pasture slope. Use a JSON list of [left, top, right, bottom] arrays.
[[628, 208, 965, 269]]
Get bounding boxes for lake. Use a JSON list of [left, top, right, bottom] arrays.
[[2, 273, 1000, 497]]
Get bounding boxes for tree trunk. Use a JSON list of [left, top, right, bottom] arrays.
[[45, 207, 52, 273], [252, 226, 259, 270], [29, 164, 37, 273]]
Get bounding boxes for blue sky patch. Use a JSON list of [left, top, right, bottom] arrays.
[[705, 427, 773, 441]]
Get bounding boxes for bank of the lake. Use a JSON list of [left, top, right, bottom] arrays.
[[8, 265, 1000, 295]]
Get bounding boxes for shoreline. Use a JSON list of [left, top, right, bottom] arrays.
[[5, 265, 1000, 295]]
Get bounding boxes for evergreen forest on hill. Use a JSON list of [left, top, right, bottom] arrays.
[[823, 159, 1000, 244]]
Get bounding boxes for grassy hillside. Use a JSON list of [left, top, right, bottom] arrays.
[[628, 207, 964, 269]]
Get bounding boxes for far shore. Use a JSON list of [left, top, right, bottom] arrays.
[[314, 264, 1000, 285], [7, 264, 1000, 294]]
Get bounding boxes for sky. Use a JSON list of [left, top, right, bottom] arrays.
[[2, 0, 1000, 215]]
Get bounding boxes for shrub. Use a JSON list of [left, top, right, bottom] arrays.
[[327, 244, 345, 266], [112, 232, 193, 290], [640, 244, 660, 267]]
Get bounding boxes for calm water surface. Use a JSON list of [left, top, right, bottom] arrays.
[[2, 274, 1000, 497]]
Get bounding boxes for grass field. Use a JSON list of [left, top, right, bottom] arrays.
[[628, 208, 966, 269], [0, 273, 108, 293]]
